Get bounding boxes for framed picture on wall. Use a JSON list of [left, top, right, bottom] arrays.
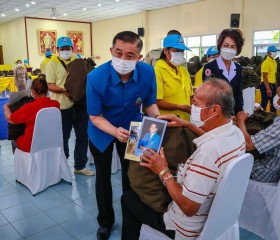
[[37, 30, 57, 56], [66, 31, 83, 55]]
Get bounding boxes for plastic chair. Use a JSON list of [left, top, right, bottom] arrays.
[[14, 107, 72, 195], [239, 179, 280, 240], [140, 153, 254, 240]]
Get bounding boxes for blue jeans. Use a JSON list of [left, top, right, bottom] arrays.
[[260, 82, 277, 112], [61, 105, 88, 170]]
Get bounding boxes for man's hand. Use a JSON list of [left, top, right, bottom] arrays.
[[157, 114, 184, 127], [140, 148, 168, 175], [115, 127, 129, 142], [266, 88, 272, 97]]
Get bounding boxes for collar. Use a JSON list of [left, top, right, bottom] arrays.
[[110, 60, 138, 86], [216, 56, 236, 81], [193, 120, 233, 147]]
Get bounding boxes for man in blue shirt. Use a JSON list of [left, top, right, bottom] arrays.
[[86, 31, 160, 240]]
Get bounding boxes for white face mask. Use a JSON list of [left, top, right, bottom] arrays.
[[220, 48, 237, 61], [271, 52, 278, 59], [17, 63, 22, 67], [170, 52, 185, 66], [190, 104, 214, 128], [59, 50, 72, 60], [112, 56, 137, 75]]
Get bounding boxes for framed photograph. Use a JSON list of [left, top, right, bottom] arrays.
[[38, 30, 57, 55], [67, 31, 83, 54], [125, 116, 167, 162]]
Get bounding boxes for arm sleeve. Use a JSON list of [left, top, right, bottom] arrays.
[[46, 61, 57, 84], [142, 71, 157, 107]]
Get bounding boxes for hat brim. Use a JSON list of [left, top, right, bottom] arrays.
[[164, 44, 191, 51]]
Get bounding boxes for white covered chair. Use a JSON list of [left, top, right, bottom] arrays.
[[14, 107, 72, 195], [239, 179, 280, 240], [140, 153, 254, 240]]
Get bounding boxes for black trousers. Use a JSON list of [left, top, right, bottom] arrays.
[[260, 82, 277, 112], [89, 139, 131, 228], [121, 190, 175, 240]]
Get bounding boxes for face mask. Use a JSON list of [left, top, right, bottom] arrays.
[[169, 52, 185, 66], [112, 56, 137, 75], [17, 63, 22, 67], [190, 104, 214, 128], [220, 48, 237, 61], [59, 50, 72, 60], [271, 52, 278, 59]]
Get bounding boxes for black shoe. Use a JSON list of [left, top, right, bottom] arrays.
[[97, 226, 111, 240]]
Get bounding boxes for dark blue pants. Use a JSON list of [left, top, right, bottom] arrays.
[[260, 82, 277, 112], [61, 105, 88, 170], [89, 139, 131, 228]]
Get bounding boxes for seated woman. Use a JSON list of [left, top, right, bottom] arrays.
[[4, 75, 60, 153]]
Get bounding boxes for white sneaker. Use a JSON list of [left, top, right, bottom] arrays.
[[74, 168, 95, 176]]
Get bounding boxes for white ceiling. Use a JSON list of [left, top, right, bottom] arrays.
[[0, 0, 201, 25]]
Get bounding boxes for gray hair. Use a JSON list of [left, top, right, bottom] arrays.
[[202, 78, 235, 118]]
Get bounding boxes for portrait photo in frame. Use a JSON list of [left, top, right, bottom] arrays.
[[67, 31, 83, 54], [38, 30, 57, 55]]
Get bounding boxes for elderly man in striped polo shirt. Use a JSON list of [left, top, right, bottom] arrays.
[[121, 78, 246, 240]]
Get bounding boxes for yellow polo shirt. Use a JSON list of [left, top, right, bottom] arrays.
[[194, 66, 204, 87], [155, 59, 193, 120], [46, 54, 77, 110], [40, 58, 51, 74], [261, 56, 277, 84]]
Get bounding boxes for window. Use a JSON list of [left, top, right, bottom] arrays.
[[253, 30, 280, 58], [186, 34, 217, 61]]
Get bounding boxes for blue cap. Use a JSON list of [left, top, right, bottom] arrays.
[[23, 59, 28, 63], [45, 51, 52, 57], [206, 46, 219, 56], [267, 45, 280, 52], [57, 36, 73, 48], [163, 34, 191, 51], [76, 53, 81, 58]]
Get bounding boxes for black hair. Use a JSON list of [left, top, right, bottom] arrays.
[[112, 31, 143, 53]]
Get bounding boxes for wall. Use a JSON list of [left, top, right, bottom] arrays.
[[0, 18, 26, 66], [92, 12, 144, 66], [26, 18, 91, 69], [92, 0, 280, 64]]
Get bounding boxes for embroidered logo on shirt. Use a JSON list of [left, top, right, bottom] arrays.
[[205, 68, 212, 77], [134, 97, 142, 106]]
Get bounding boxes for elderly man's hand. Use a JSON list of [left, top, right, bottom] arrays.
[[236, 111, 249, 122], [140, 148, 168, 175], [157, 114, 184, 127]]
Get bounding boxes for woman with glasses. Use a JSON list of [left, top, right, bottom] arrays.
[[202, 29, 245, 114]]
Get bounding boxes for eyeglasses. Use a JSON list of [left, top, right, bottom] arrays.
[[222, 44, 237, 50]]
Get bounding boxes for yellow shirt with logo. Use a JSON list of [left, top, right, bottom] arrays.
[[40, 58, 51, 74], [194, 66, 204, 88], [155, 59, 193, 120], [261, 56, 277, 84], [46, 54, 77, 110]]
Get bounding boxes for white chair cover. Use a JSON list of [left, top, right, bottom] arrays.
[[14, 107, 72, 195], [239, 180, 280, 240], [140, 153, 254, 240]]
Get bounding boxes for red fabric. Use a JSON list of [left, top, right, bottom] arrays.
[[10, 97, 60, 152]]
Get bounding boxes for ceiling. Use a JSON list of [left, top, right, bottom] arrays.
[[0, 0, 201, 25]]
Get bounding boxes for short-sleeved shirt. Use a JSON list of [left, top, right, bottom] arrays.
[[46, 55, 77, 110], [86, 61, 157, 152], [163, 121, 245, 239], [261, 56, 277, 84], [155, 59, 193, 120], [251, 115, 280, 183], [10, 97, 60, 152], [40, 58, 51, 74]]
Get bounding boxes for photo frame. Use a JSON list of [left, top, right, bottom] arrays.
[[38, 30, 57, 56], [125, 116, 167, 162], [66, 31, 84, 55]]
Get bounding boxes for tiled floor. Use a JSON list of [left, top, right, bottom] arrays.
[[0, 133, 265, 240]]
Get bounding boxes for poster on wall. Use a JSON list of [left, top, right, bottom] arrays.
[[38, 30, 57, 55], [66, 31, 83, 55]]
